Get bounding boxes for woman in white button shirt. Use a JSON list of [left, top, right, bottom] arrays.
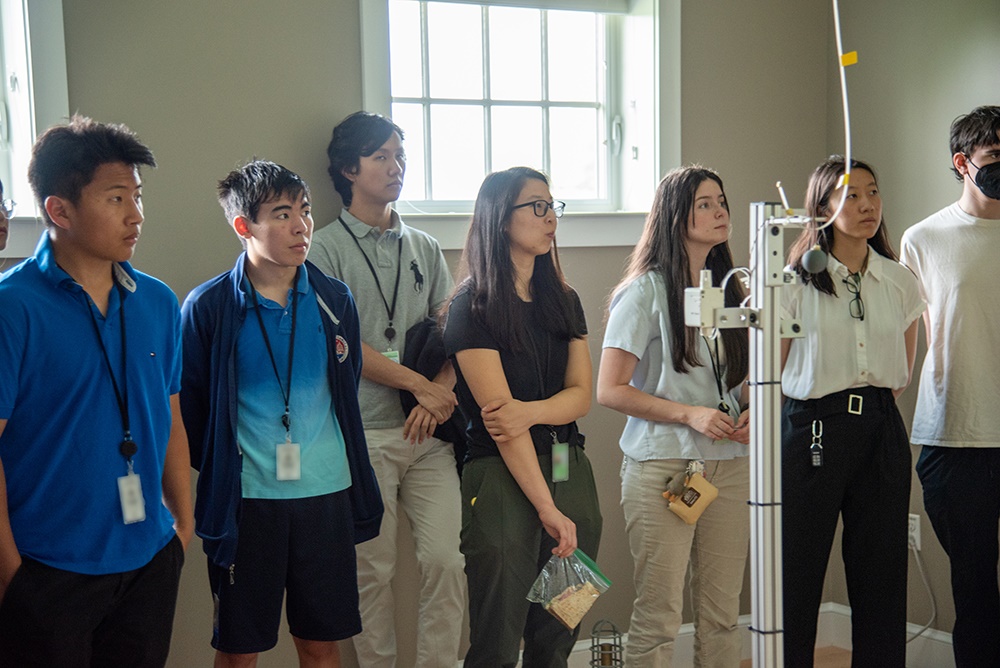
[[781, 156, 924, 667], [598, 165, 750, 667]]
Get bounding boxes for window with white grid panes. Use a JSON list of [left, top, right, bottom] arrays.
[[387, 1, 612, 213]]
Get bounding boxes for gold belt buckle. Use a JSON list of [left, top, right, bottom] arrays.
[[848, 394, 863, 415]]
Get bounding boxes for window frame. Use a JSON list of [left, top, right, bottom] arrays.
[[359, 0, 679, 249], [0, 0, 70, 259], [385, 1, 617, 215]]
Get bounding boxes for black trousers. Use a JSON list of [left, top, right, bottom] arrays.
[[918, 445, 1000, 668], [781, 386, 910, 667], [0, 534, 184, 668]]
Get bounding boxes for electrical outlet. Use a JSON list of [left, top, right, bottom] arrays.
[[908, 513, 921, 551]]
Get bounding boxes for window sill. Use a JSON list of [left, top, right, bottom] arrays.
[[401, 210, 647, 251]]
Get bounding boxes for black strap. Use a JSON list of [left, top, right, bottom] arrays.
[[246, 269, 299, 436], [87, 281, 137, 462], [339, 217, 402, 341], [703, 335, 733, 417]]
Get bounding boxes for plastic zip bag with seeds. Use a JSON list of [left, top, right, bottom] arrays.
[[526, 548, 612, 630]]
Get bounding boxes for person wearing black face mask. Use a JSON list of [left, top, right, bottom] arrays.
[[964, 154, 1000, 201], [900, 105, 1000, 668]]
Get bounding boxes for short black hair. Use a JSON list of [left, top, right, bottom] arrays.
[[327, 111, 404, 206], [28, 115, 156, 225], [950, 106, 1000, 181], [217, 159, 310, 224]]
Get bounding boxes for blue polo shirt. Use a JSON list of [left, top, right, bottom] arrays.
[[236, 267, 351, 499], [0, 235, 180, 575]]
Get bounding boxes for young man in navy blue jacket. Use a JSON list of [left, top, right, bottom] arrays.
[[180, 160, 382, 667]]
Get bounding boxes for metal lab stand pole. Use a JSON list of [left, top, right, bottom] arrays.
[[684, 202, 804, 666], [748, 202, 801, 666]]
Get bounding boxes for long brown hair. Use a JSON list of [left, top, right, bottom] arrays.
[[610, 165, 747, 389], [787, 156, 898, 296]]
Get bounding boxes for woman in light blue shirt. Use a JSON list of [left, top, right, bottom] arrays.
[[598, 165, 749, 667]]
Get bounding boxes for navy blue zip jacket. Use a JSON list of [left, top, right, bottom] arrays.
[[180, 255, 383, 568]]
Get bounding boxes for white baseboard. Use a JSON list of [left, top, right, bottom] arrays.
[[557, 604, 955, 668], [456, 604, 954, 667]]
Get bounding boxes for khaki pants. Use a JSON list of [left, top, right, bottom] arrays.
[[353, 428, 466, 668], [620, 456, 749, 668]]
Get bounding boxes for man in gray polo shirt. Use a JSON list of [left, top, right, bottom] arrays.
[[309, 112, 464, 668]]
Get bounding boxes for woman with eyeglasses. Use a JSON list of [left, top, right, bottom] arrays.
[[597, 165, 750, 666], [0, 179, 12, 251], [442, 167, 602, 667], [781, 156, 924, 665]]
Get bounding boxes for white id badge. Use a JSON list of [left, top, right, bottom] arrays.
[[382, 349, 400, 364], [276, 441, 302, 481], [118, 472, 146, 524]]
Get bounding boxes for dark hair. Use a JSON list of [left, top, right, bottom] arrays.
[[217, 159, 310, 224], [950, 106, 1000, 181], [327, 111, 404, 206], [610, 166, 747, 388], [28, 115, 156, 225], [445, 167, 578, 351], [787, 156, 897, 296]]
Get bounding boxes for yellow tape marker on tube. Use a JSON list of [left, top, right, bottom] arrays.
[[841, 51, 858, 67]]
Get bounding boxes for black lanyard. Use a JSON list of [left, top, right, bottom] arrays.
[[703, 335, 732, 417], [87, 282, 137, 464], [246, 271, 299, 437], [339, 216, 402, 341]]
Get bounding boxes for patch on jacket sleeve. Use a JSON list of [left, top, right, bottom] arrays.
[[335, 335, 349, 363]]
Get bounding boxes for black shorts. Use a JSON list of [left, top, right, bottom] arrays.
[[207, 490, 361, 654], [0, 534, 184, 668]]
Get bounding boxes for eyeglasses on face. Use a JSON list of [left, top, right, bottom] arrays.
[[512, 199, 566, 219], [0, 199, 14, 218], [842, 272, 865, 321]]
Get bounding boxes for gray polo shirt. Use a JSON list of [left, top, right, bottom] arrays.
[[310, 209, 454, 429]]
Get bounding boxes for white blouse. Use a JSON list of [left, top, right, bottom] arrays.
[[781, 249, 925, 401]]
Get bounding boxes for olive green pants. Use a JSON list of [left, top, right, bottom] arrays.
[[460, 447, 603, 668]]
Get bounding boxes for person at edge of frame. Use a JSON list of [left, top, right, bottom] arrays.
[[900, 105, 1000, 668], [0, 115, 194, 667]]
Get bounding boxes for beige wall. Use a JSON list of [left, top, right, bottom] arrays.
[[63, 0, 364, 298], [54, 0, 997, 664]]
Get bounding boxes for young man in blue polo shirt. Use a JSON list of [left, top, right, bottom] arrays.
[[180, 160, 382, 667], [0, 116, 194, 666]]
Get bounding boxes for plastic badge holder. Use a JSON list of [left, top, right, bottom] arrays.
[[527, 548, 612, 630]]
